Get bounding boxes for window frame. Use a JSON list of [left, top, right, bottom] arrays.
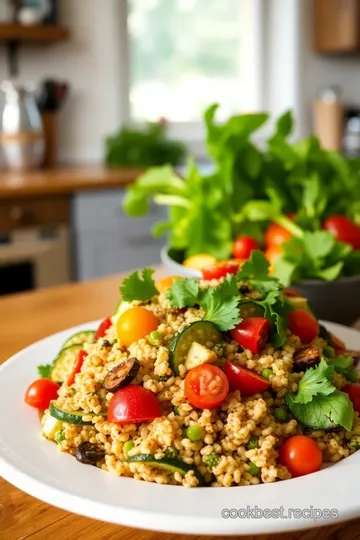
[[121, 0, 265, 157]]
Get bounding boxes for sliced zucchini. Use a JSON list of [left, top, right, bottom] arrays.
[[51, 344, 83, 384], [239, 302, 264, 319], [127, 454, 206, 486], [49, 402, 105, 425], [169, 321, 222, 374], [184, 342, 217, 371], [62, 330, 95, 349]]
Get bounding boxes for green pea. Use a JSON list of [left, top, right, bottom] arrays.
[[186, 425, 204, 442], [148, 331, 163, 347], [247, 435, 259, 450], [324, 345, 335, 357], [262, 368, 274, 380], [273, 407, 288, 423], [248, 461, 261, 475], [123, 440, 134, 457]]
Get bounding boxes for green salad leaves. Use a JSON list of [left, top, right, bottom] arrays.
[[285, 359, 354, 431]]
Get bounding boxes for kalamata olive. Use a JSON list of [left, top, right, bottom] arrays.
[[75, 442, 105, 465], [239, 285, 250, 294], [293, 345, 321, 372], [103, 358, 141, 392]]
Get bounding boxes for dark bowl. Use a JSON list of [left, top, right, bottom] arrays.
[[293, 276, 360, 326], [161, 246, 360, 327]]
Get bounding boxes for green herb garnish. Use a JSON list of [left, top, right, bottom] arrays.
[[37, 364, 52, 379], [120, 268, 158, 302]]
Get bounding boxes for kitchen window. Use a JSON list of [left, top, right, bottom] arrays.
[[124, 0, 264, 154]]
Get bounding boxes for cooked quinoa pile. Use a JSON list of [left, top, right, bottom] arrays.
[[40, 256, 360, 487]]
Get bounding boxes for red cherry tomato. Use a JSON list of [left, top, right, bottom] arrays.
[[288, 309, 319, 343], [265, 223, 292, 248], [283, 288, 303, 298], [67, 349, 88, 386], [323, 215, 360, 249], [343, 383, 360, 412], [224, 361, 270, 396], [107, 385, 162, 425], [230, 317, 271, 354], [184, 364, 229, 409], [201, 261, 239, 280], [24, 379, 60, 410], [264, 244, 283, 273], [279, 435, 323, 477], [232, 236, 259, 260], [95, 317, 112, 340], [330, 333, 346, 352]]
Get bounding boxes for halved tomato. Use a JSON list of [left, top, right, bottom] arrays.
[[184, 364, 229, 409], [224, 361, 270, 396], [202, 261, 239, 280]]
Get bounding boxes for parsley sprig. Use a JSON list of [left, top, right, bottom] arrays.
[[120, 268, 158, 302]]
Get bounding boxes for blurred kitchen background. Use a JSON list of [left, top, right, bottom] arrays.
[[0, 0, 360, 296]]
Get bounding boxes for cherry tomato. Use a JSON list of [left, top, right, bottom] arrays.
[[156, 275, 180, 293], [108, 385, 161, 424], [265, 223, 292, 248], [24, 379, 60, 410], [67, 349, 88, 386], [184, 364, 229, 409], [283, 288, 303, 298], [116, 306, 159, 348], [323, 215, 360, 249], [288, 309, 319, 343], [202, 261, 239, 280], [95, 317, 112, 341], [279, 435, 323, 477], [343, 383, 360, 412], [183, 253, 216, 270], [330, 333, 346, 352], [224, 361, 270, 396], [264, 244, 283, 272], [230, 317, 271, 354], [232, 236, 259, 260]]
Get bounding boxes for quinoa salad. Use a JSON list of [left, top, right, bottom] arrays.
[[25, 251, 360, 488]]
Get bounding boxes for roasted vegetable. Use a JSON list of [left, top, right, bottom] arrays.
[[293, 345, 321, 372], [103, 358, 141, 392]]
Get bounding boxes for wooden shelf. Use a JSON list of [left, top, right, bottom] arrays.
[[0, 23, 69, 43]]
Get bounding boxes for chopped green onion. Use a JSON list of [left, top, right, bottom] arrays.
[[246, 435, 259, 450], [204, 453, 220, 468], [54, 430, 65, 444], [123, 440, 134, 457], [248, 461, 261, 475], [262, 368, 274, 380], [185, 425, 204, 442], [164, 447, 179, 459]]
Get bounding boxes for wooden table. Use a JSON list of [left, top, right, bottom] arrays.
[[1, 272, 360, 540]]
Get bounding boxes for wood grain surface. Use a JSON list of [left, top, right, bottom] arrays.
[[1, 270, 360, 540], [0, 166, 142, 199]]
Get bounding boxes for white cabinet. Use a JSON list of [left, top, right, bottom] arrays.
[[72, 189, 166, 280]]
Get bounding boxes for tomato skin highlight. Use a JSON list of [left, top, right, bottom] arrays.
[[279, 435, 323, 477], [230, 317, 271, 354], [24, 379, 60, 410], [116, 306, 159, 348], [201, 261, 239, 280], [107, 385, 162, 424], [232, 236, 259, 260], [67, 349, 87, 386], [323, 215, 360, 249], [283, 288, 303, 298], [184, 364, 229, 409], [288, 309, 319, 343], [224, 361, 270, 396], [343, 383, 360, 412], [265, 223, 292, 248], [95, 317, 112, 341]]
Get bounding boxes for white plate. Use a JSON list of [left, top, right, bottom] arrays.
[[1, 320, 360, 536]]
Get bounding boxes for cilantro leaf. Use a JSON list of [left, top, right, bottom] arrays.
[[120, 268, 158, 302], [302, 231, 335, 260], [37, 364, 52, 379], [250, 289, 291, 348], [327, 355, 358, 382], [285, 390, 354, 431], [237, 250, 280, 294], [293, 359, 335, 404], [200, 274, 241, 331], [167, 278, 200, 308]]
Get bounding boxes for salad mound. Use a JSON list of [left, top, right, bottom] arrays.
[[25, 252, 360, 487]]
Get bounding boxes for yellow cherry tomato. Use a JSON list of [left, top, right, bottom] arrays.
[[156, 275, 180, 293], [183, 254, 216, 270], [116, 306, 159, 348]]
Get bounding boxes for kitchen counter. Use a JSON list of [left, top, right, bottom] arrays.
[[0, 166, 142, 199], [1, 271, 360, 540]]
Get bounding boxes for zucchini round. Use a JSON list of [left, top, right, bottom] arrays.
[[127, 454, 206, 486], [49, 402, 105, 425], [62, 330, 95, 349], [168, 321, 222, 374], [51, 344, 83, 384]]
